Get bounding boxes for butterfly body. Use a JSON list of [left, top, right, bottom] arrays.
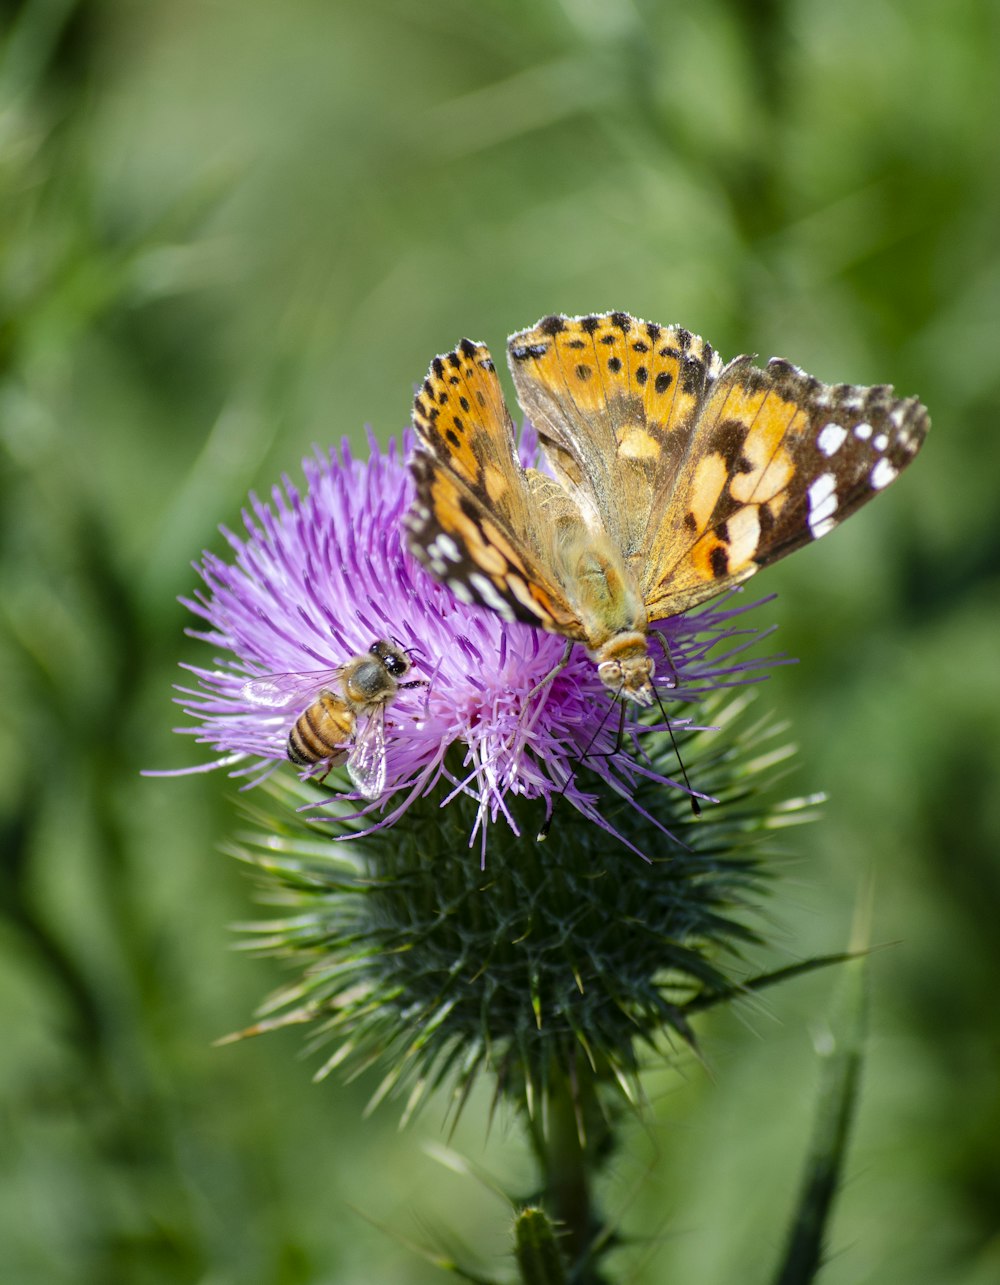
[[405, 312, 928, 704]]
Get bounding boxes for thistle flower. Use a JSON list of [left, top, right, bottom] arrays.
[[161, 427, 831, 1283], [168, 428, 781, 859]]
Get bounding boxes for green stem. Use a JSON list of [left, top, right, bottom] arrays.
[[525, 1057, 613, 1285]]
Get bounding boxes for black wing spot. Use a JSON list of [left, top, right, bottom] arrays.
[[510, 343, 548, 361], [453, 415, 464, 432], [742, 367, 768, 395], [632, 340, 649, 353], [445, 429, 460, 447], [575, 364, 593, 381], [710, 545, 729, 577], [539, 315, 566, 335], [680, 357, 705, 395], [646, 322, 662, 342], [636, 365, 648, 385], [654, 371, 673, 395], [567, 339, 586, 349], [610, 312, 632, 332], [447, 352, 462, 368], [581, 316, 601, 334], [599, 333, 616, 345], [459, 396, 470, 412], [432, 358, 445, 378], [710, 418, 749, 463], [608, 356, 622, 373], [459, 338, 478, 358], [683, 511, 697, 533]]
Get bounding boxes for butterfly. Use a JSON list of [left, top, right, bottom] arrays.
[[404, 312, 929, 705]]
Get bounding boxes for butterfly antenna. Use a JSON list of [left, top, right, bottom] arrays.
[[649, 631, 701, 816], [654, 686, 701, 817], [537, 697, 625, 842]]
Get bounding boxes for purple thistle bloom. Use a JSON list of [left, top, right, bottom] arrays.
[[162, 429, 781, 857]]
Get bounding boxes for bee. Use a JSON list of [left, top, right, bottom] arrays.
[[242, 639, 421, 799]]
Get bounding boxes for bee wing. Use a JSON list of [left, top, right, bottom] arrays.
[[346, 704, 388, 800], [241, 667, 343, 708]]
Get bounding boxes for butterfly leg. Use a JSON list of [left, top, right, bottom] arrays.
[[645, 634, 704, 815], [649, 629, 680, 691], [507, 639, 574, 766], [537, 700, 632, 840], [523, 638, 574, 707]]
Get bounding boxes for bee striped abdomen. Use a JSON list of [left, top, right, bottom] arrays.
[[287, 690, 352, 766]]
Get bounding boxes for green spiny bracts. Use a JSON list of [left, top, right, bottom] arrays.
[[225, 689, 819, 1126]]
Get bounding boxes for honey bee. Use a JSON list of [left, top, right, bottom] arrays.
[[242, 640, 421, 799]]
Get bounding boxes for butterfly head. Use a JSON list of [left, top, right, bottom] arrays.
[[593, 633, 656, 707]]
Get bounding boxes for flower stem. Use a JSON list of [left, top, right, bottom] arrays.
[[525, 1057, 613, 1284]]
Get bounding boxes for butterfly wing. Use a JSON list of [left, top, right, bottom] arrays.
[[405, 338, 590, 640], [639, 355, 930, 617], [507, 312, 722, 557]]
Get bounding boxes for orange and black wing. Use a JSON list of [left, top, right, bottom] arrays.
[[507, 311, 723, 556], [639, 355, 930, 618], [405, 338, 589, 640]]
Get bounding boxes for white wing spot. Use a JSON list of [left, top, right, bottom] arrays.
[[873, 433, 889, 452], [870, 457, 899, 490], [469, 572, 516, 619], [430, 533, 462, 563], [853, 422, 873, 440], [449, 579, 474, 604], [808, 472, 839, 538], [817, 422, 848, 456]]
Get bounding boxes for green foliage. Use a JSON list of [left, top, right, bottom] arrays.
[[773, 947, 868, 1284]]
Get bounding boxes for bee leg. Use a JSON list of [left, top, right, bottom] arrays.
[[310, 749, 349, 787]]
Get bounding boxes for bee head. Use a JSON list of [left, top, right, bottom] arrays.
[[370, 638, 411, 679]]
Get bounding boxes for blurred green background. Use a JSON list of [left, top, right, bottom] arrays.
[[1, 0, 998, 1281]]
